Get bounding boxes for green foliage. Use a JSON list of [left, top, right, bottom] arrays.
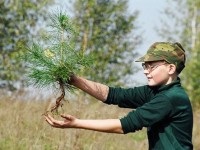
[[174, 0, 200, 107], [184, 54, 200, 107], [0, 0, 53, 90], [24, 12, 92, 89], [72, 0, 141, 86]]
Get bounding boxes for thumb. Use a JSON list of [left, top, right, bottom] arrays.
[[61, 114, 72, 120]]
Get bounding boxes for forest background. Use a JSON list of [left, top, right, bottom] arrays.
[[0, 0, 199, 149]]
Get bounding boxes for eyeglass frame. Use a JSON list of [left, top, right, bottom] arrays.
[[142, 61, 168, 72]]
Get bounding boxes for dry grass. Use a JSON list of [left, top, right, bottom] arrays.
[[0, 90, 199, 150], [193, 109, 200, 150]]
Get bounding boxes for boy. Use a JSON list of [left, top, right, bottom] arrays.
[[44, 42, 193, 150]]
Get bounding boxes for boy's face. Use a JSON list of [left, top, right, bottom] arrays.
[[142, 61, 176, 86]]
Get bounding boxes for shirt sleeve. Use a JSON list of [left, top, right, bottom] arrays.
[[104, 85, 154, 108], [120, 94, 173, 134]]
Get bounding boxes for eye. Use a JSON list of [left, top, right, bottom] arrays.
[[150, 64, 157, 69], [142, 63, 146, 69]]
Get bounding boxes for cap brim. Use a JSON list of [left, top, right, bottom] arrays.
[[135, 54, 164, 62], [135, 56, 146, 62]]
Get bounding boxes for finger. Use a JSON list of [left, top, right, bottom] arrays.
[[44, 115, 63, 127], [45, 117, 64, 128], [45, 120, 61, 128], [60, 114, 71, 119], [44, 116, 54, 126], [46, 114, 62, 123], [44, 115, 55, 125], [46, 114, 55, 121]]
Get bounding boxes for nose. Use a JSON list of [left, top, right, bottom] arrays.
[[143, 69, 149, 75]]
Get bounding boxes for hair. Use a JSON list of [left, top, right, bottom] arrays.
[[174, 42, 186, 74]]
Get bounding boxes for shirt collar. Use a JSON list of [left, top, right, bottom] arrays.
[[151, 77, 181, 92]]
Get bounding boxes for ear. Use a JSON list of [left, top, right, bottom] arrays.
[[168, 64, 176, 75]]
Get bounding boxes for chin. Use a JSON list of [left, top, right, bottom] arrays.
[[147, 81, 159, 86]]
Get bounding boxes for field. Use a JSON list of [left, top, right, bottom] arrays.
[[0, 90, 199, 150]]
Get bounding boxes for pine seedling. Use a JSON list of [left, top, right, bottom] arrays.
[[24, 11, 92, 114]]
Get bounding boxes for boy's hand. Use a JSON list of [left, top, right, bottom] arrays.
[[44, 114, 77, 128]]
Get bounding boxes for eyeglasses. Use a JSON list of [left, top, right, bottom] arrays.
[[142, 62, 168, 72]]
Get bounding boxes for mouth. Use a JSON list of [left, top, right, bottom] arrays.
[[147, 76, 152, 80]]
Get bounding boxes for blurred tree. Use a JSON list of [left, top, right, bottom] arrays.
[[158, 0, 200, 107], [72, 0, 142, 86], [0, 0, 53, 90], [182, 0, 200, 107]]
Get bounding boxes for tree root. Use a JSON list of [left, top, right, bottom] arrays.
[[43, 79, 66, 115]]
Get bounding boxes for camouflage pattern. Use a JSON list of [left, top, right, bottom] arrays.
[[135, 42, 186, 73]]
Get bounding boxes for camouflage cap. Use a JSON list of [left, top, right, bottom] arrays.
[[135, 42, 186, 73]]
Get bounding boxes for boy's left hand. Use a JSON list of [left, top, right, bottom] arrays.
[[44, 114, 77, 128]]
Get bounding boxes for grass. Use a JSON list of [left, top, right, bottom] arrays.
[[0, 89, 199, 150]]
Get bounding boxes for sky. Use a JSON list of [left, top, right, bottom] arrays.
[[54, 0, 168, 54], [129, 0, 167, 52], [128, 0, 168, 84]]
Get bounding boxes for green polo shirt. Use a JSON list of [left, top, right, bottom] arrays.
[[105, 78, 193, 150]]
